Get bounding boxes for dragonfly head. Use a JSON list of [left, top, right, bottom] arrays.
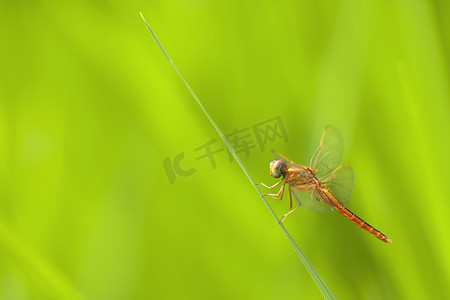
[[269, 160, 287, 178]]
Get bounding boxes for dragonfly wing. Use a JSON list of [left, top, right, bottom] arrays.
[[322, 165, 355, 206], [290, 185, 333, 214], [272, 150, 301, 168], [310, 126, 344, 179]]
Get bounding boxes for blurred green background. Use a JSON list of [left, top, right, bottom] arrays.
[[1, 0, 450, 299]]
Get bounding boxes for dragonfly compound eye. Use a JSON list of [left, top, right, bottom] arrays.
[[269, 160, 284, 178]]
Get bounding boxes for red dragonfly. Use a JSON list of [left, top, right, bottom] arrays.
[[260, 126, 392, 244]]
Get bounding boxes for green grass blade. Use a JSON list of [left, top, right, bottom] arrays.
[[140, 12, 336, 300]]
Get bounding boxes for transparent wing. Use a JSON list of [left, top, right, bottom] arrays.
[[310, 125, 344, 179], [322, 165, 355, 206], [290, 184, 333, 214], [272, 150, 301, 168]]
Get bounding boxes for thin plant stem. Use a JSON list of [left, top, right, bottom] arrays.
[[140, 13, 336, 300]]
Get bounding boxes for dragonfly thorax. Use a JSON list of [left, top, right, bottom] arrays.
[[269, 160, 287, 178]]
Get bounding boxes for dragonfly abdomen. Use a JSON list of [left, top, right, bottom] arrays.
[[338, 206, 392, 243], [323, 190, 392, 244]]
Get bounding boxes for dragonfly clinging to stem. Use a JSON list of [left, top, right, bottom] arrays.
[[260, 125, 392, 244]]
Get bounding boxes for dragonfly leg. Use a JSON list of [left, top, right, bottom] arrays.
[[263, 182, 286, 200], [280, 205, 301, 223], [258, 179, 284, 189], [288, 187, 293, 210], [280, 188, 300, 224], [290, 187, 302, 205]]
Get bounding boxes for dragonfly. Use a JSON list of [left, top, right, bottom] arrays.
[[260, 125, 392, 244]]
